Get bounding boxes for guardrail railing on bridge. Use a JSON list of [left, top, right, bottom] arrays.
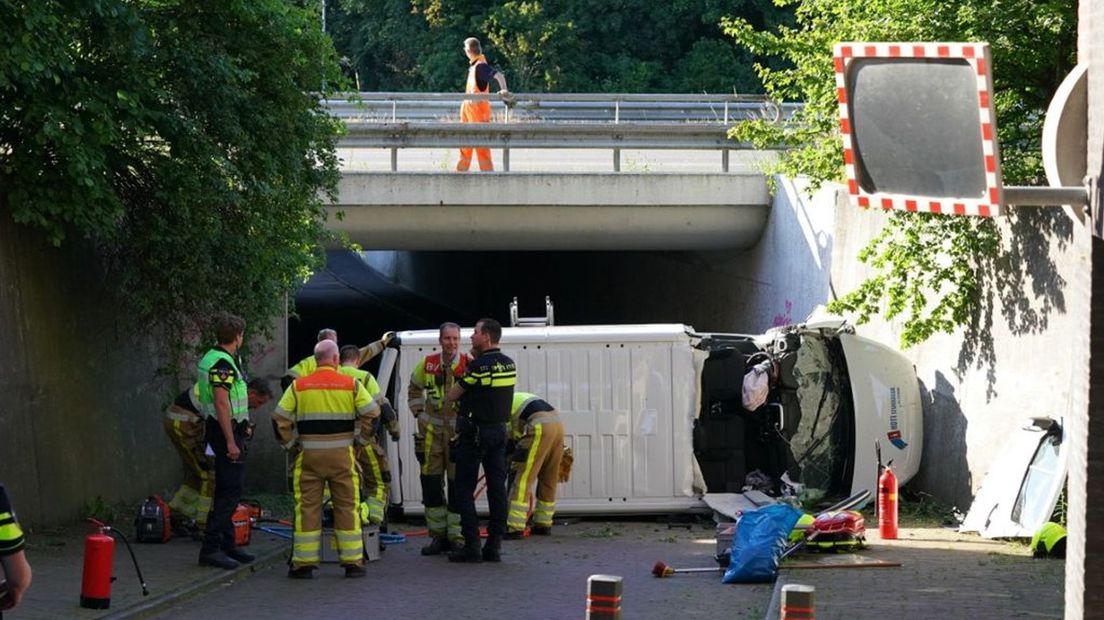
[[333, 92, 793, 172], [327, 92, 796, 124]]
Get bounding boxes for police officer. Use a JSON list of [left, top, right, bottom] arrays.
[[338, 345, 399, 526], [0, 483, 31, 614], [445, 318, 516, 563], [409, 322, 472, 555], [273, 340, 379, 579], [164, 379, 271, 530], [197, 314, 256, 570]]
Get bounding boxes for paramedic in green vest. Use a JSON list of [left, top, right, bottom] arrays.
[[197, 313, 255, 570]]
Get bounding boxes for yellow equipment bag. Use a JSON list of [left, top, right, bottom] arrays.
[[558, 446, 574, 482]]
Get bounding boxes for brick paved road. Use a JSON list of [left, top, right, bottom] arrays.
[[147, 520, 773, 620]]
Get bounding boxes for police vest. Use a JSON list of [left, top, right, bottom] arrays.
[[196, 348, 249, 422]]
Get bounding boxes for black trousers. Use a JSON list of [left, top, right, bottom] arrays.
[[453, 418, 508, 541], [201, 419, 246, 554]]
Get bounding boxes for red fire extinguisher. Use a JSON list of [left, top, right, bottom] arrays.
[[878, 462, 899, 540], [80, 519, 149, 609]]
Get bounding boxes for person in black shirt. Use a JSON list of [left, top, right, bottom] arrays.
[[444, 318, 516, 562]]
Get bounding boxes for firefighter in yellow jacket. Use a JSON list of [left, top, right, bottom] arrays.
[[282, 329, 393, 390], [408, 322, 472, 554], [338, 345, 399, 526], [273, 340, 379, 579], [164, 380, 271, 530], [505, 392, 565, 538]]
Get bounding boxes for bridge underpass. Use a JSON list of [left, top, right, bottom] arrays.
[[290, 93, 811, 358]]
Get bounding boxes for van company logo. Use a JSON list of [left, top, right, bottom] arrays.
[[887, 386, 907, 449]]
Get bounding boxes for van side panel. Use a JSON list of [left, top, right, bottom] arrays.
[[395, 328, 701, 515]]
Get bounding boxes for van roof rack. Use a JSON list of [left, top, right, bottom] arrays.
[[510, 296, 555, 327]]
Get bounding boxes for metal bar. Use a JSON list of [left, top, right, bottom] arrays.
[[504, 148, 510, 172], [390, 148, 397, 172], [1003, 185, 1090, 206], [613, 148, 620, 172], [331, 91, 774, 103], [722, 149, 729, 173]]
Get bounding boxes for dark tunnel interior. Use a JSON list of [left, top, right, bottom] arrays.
[[287, 248, 761, 363]]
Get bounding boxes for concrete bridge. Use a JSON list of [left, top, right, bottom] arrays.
[[327, 93, 778, 251]]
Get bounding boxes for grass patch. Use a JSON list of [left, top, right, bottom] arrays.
[[897, 489, 960, 528]]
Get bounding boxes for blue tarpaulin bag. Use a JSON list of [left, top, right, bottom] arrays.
[[722, 504, 802, 584]]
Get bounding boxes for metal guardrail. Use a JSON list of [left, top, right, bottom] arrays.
[[333, 92, 791, 172], [327, 92, 798, 124], [341, 122, 748, 172]]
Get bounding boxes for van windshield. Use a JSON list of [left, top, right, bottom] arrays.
[[783, 332, 854, 498]]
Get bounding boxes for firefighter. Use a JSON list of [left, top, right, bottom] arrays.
[[282, 329, 393, 390], [164, 379, 272, 530], [445, 318, 516, 563], [456, 37, 508, 172], [0, 483, 32, 613], [338, 345, 400, 526], [504, 392, 564, 538], [409, 322, 473, 555], [273, 339, 379, 579], [197, 314, 255, 570]]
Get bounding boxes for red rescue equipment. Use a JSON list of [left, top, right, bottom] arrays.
[[878, 464, 899, 540]]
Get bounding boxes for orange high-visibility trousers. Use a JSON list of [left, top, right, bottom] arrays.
[[457, 100, 493, 171]]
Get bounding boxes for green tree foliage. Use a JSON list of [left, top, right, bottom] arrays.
[[0, 1, 345, 347], [725, 0, 1076, 347], [328, 0, 792, 93]]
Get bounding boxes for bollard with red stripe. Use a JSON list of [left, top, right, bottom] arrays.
[[781, 584, 815, 619], [586, 574, 623, 619]]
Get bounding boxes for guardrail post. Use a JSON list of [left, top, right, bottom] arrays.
[[613, 149, 621, 172], [504, 148, 510, 172], [722, 149, 729, 173], [390, 148, 398, 172]]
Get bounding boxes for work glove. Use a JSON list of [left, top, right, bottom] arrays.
[[381, 331, 396, 346]]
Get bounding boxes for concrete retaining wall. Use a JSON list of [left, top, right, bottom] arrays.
[[775, 181, 1090, 511], [0, 218, 176, 526]]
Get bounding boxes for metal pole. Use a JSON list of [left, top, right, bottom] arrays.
[[613, 149, 620, 172], [504, 148, 510, 172], [722, 149, 730, 173], [390, 148, 397, 172], [1003, 185, 1090, 207]]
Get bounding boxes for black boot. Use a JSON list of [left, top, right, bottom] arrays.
[[448, 537, 483, 563], [223, 546, 256, 564], [421, 536, 451, 556], [482, 535, 502, 562]]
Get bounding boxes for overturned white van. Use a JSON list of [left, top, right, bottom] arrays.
[[378, 320, 922, 516]]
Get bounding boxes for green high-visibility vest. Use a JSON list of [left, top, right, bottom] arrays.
[[196, 348, 249, 422]]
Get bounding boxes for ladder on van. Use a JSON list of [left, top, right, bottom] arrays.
[[510, 296, 555, 327]]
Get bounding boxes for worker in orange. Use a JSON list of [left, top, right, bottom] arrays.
[[273, 340, 379, 579], [457, 37, 508, 172]]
